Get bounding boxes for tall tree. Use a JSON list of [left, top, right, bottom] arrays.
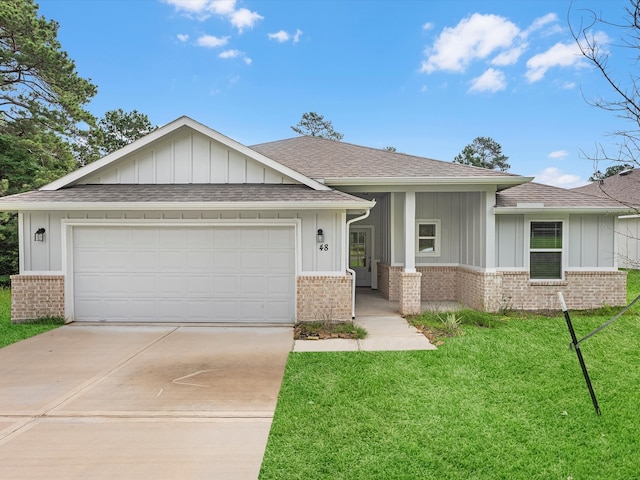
[[0, 0, 97, 182], [291, 112, 344, 141], [589, 163, 634, 182], [453, 136, 510, 171], [76, 109, 158, 165]]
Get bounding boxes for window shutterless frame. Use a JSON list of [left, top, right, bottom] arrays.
[[526, 218, 566, 281], [415, 219, 441, 257]]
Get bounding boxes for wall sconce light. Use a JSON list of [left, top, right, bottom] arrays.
[[316, 228, 325, 243], [34, 227, 46, 242]]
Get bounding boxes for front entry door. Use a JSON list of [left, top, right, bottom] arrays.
[[349, 228, 371, 287]]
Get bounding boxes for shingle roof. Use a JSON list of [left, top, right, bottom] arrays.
[[496, 182, 629, 208], [0, 184, 370, 208], [572, 168, 640, 207], [251, 136, 524, 181]]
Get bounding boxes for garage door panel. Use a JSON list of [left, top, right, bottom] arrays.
[[73, 226, 295, 323]]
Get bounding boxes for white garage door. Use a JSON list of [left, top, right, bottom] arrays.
[[72, 225, 295, 323]]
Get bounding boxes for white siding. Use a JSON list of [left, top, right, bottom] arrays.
[[496, 215, 525, 268], [20, 209, 346, 274], [80, 130, 296, 185], [617, 217, 640, 268], [568, 215, 616, 268]]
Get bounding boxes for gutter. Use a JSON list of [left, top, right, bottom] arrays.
[[345, 209, 371, 320]]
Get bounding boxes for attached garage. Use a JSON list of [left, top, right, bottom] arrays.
[[71, 225, 296, 323]]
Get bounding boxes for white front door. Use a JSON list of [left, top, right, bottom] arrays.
[[349, 228, 371, 287]]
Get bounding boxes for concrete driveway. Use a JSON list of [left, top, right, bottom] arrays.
[[0, 324, 293, 479]]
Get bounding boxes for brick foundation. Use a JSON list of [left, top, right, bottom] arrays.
[[377, 263, 627, 312], [297, 275, 353, 321], [399, 271, 422, 315], [10, 275, 65, 323]]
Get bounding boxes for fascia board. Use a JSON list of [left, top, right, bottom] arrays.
[[324, 176, 533, 187], [42, 116, 330, 192], [494, 207, 633, 215], [0, 200, 377, 211]]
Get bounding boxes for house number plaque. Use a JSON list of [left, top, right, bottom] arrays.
[[319, 244, 329, 251]]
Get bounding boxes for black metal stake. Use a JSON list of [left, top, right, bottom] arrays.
[[558, 292, 601, 415]]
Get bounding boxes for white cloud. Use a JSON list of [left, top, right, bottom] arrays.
[[560, 81, 576, 90], [268, 28, 303, 43], [548, 150, 568, 159], [219, 49, 251, 64], [468, 68, 507, 93], [422, 22, 434, 31], [230, 7, 263, 32], [268, 30, 290, 42], [525, 41, 585, 82], [533, 167, 586, 188], [197, 34, 229, 48], [524, 13, 558, 37], [164, 0, 262, 32], [491, 44, 526, 66], [421, 13, 520, 73], [177, 33, 189, 42]]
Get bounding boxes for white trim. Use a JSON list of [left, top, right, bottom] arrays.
[[325, 176, 532, 187], [62, 218, 301, 323], [298, 271, 348, 276], [415, 219, 441, 257], [42, 116, 330, 192], [14, 271, 64, 276], [495, 207, 631, 215], [18, 213, 25, 274], [485, 189, 496, 268], [525, 216, 568, 281], [404, 191, 416, 271]]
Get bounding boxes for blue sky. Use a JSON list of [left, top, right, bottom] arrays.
[[36, 0, 636, 188]]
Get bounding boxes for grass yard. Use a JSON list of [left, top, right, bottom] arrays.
[[0, 289, 64, 349], [260, 271, 640, 479]]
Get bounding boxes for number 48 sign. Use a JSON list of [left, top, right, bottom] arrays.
[[319, 244, 329, 251]]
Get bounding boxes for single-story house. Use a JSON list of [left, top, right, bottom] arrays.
[[0, 116, 632, 324], [572, 168, 640, 269]]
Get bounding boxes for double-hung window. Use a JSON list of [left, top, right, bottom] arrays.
[[529, 221, 563, 280], [416, 220, 440, 257]]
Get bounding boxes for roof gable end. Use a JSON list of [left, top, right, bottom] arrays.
[[42, 116, 330, 191]]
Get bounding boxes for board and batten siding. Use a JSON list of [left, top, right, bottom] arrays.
[[617, 217, 640, 268], [392, 191, 486, 267], [19, 209, 346, 274], [496, 214, 617, 269], [80, 129, 295, 185]]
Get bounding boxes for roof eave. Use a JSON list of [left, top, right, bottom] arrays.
[[325, 176, 533, 188], [494, 206, 633, 215], [0, 200, 376, 212]]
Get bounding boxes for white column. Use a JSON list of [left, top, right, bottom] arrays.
[[485, 188, 496, 269], [404, 190, 416, 272]]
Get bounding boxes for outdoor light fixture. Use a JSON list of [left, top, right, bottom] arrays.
[[316, 228, 325, 243], [34, 227, 46, 242]]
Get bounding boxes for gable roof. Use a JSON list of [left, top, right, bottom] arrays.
[[251, 136, 531, 189], [572, 168, 640, 207], [0, 184, 373, 211], [495, 181, 633, 214], [42, 116, 331, 192]]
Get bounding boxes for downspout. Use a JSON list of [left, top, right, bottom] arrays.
[[346, 209, 371, 319]]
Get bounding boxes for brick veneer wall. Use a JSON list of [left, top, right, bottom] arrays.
[[297, 275, 353, 321], [377, 263, 401, 301], [377, 265, 627, 312], [399, 271, 422, 315], [10, 275, 65, 323]]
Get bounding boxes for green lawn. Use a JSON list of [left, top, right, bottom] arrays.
[[260, 270, 640, 479], [0, 289, 64, 349]]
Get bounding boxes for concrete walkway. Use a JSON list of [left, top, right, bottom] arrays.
[[293, 289, 457, 352]]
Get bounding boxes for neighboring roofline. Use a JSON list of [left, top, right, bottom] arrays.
[[494, 206, 633, 215], [0, 200, 377, 212], [324, 176, 534, 188], [41, 116, 331, 192]]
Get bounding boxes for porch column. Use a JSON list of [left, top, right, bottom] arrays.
[[400, 191, 422, 315]]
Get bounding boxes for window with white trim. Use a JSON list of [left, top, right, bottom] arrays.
[[529, 221, 563, 280], [416, 220, 441, 256]]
